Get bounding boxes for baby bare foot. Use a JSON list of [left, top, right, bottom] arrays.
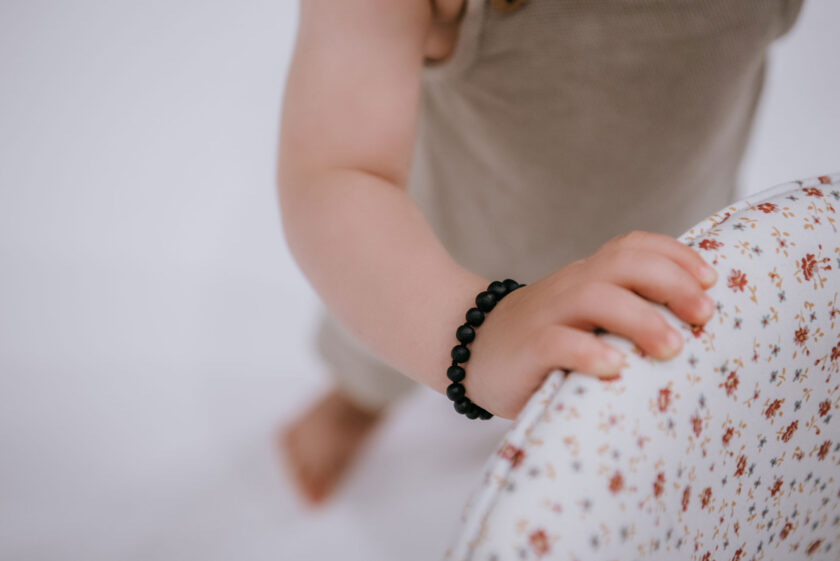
[[279, 388, 384, 506]]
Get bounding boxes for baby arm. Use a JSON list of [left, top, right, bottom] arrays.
[[278, 0, 488, 398]]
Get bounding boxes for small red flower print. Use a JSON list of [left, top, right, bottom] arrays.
[[653, 472, 665, 498], [529, 529, 550, 557], [780, 420, 799, 442], [769, 477, 783, 497], [756, 202, 778, 213], [794, 326, 809, 346], [722, 426, 735, 446], [498, 443, 525, 468], [719, 371, 740, 397], [608, 470, 624, 494], [727, 269, 747, 292], [714, 211, 733, 225], [818, 176, 831, 184], [806, 539, 823, 556], [657, 386, 672, 413], [690, 412, 702, 437], [700, 553, 711, 561], [818, 399, 831, 417], [681, 485, 691, 511], [699, 487, 712, 509], [817, 440, 832, 461], [698, 238, 723, 251], [803, 187, 824, 197], [732, 547, 745, 561], [800, 253, 818, 281], [690, 324, 705, 338], [779, 521, 793, 540], [831, 344, 840, 363], [764, 399, 783, 419], [734, 454, 746, 477]]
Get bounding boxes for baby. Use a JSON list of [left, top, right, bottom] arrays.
[[277, 0, 803, 504]]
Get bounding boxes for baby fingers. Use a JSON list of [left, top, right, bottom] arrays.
[[555, 281, 684, 361], [527, 323, 627, 379]]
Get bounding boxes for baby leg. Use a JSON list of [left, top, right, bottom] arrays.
[[279, 307, 417, 505]]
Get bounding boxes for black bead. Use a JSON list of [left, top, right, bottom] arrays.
[[475, 291, 497, 312], [487, 280, 508, 299], [448, 279, 522, 421], [456, 324, 475, 344], [446, 382, 466, 401], [465, 307, 485, 327], [451, 344, 470, 363], [447, 365, 465, 383], [453, 398, 471, 414]]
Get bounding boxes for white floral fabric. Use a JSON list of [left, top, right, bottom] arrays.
[[444, 173, 840, 561]]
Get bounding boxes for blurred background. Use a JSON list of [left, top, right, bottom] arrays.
[[0, 1, 838, 560]]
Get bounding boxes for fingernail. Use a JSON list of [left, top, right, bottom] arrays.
[[700, 294, 715, 315], [665, 329, 683, 352], [700, 265, 717, 285], [605, 348, 625, 367]]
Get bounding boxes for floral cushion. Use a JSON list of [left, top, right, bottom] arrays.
[[444, 173, 840, 561]]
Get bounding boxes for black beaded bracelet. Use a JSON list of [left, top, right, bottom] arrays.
[[446, 278, 526, 420]]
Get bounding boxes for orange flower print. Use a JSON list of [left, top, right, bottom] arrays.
[[529, 529, 550, 557], [794, 326, 809, 346], [681, 485, 691, 511], [734, 454, 747, 477], [714, 211, 733, 225], [800, 253, 818, 281], [699, 487, 712, 509], [764, 398, 783, 419], [698, 238, 723, 251], [732, 547, 745, 561], [690, 412, 702, 437], [608, 470, 624, 494], [769, 477, 783, 497], [722, 426, 735, 446], [818, 175, 831, 184], [817, 440, 832, 461], [818, 399, 831, 417], [756, 202, 778, 213], [831, 343, 840, 363], [498, 443, 525, 468], [653, 472, 665, 498], [727, 269, 747, 292], [719, 371, 739, 397], [700, 552, 711, 561], [803, 186, 823, 197], [780, 420, 798, 443], [657, 386, 672, 413], [806, 539, 823, 555], [780, 521, 793, 540]]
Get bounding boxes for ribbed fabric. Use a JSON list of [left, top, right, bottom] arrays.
[[316, 0, 804, 413]]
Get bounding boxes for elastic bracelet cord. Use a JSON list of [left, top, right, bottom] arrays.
[[445, 278, 526, 420]]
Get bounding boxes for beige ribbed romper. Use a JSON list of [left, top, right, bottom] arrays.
[[313, 0, 805, 413]]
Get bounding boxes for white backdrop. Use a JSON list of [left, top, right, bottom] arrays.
[[0, 1, 838, 560]]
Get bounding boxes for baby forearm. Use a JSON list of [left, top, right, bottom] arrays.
[[279, 167, 489, 396]]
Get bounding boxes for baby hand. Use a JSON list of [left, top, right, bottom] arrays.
[[462, 230, 717, 419]]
